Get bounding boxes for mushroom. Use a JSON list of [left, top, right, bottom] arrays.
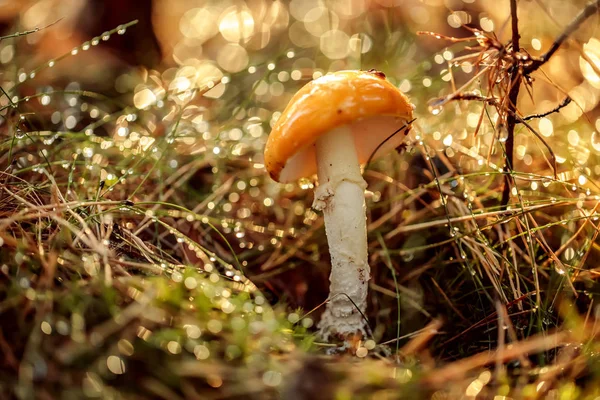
[[264, 70, 414, 338]]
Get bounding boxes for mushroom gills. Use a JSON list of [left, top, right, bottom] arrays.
[[312, 125, 370, 336], [279, 115, 410, 183]]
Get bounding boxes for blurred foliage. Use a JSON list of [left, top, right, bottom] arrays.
[[3, 0, 600, 398]]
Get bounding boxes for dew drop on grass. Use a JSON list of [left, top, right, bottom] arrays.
[[106, 355, 126, 375], [564, 247, 575, 261], [302, 318, 313, 328], [356, 347, 368, 358], [287, 313, 300, 323], [15, 129, 25, 139], [172, 271, 183, 282], [194, 345, 210, 360], [40, 321, 52, 334], [402, 252, 414, 262], [497, 125, 509, 142]]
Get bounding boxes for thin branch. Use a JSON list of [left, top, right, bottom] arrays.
[[0, 19, 63, 41], [501, 0, 522, 207], [510, 0, 520, 52], [520, 96, 572, 121], [527, 0, 600, 72], [427, 93, 558, 178]]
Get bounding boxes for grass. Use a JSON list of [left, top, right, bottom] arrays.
[[2, 2, 600, 398]]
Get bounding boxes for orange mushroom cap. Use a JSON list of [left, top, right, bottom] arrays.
[[264, 70, 414, 183]]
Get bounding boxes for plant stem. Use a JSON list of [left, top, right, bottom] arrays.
[[527, 0, 600, 73], [501, 0, 522, 208]]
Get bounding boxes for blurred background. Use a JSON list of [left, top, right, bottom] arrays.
[[2, 0, 599, 163]]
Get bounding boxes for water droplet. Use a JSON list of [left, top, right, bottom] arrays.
[[429, 105, 443, 115], [497, 125, 509, 142], [117, 26, 127, 35], [564, 247, 575, 261], [442, 134, 453, 146], [15, 128, 25, 139]]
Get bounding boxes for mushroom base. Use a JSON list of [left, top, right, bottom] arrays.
[[312, 125, 370, 339]]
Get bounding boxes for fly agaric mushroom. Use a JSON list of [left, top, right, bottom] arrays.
[[264, 70, 414, 338]]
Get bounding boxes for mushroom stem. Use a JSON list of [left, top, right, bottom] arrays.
[[312, 125, 370, 337]]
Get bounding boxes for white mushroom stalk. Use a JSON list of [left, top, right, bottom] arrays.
[[312, 125, 369, 337]]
